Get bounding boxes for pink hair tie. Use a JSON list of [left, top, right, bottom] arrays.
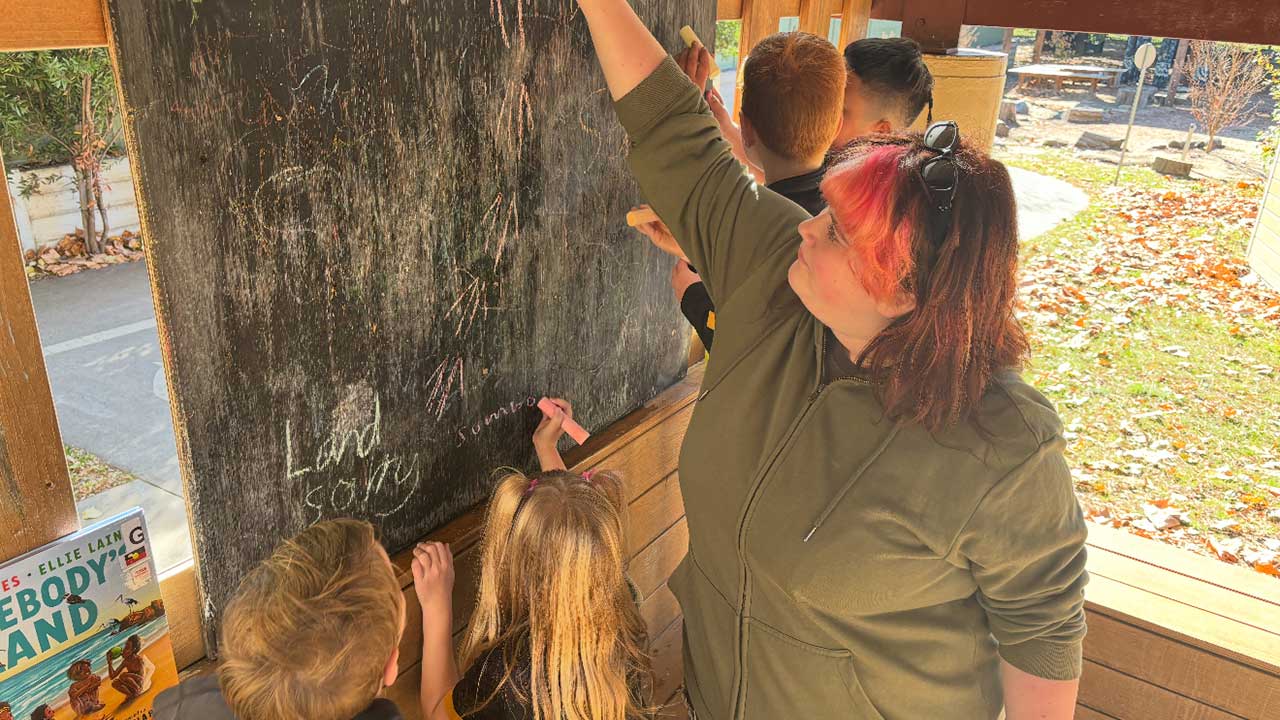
[[582, 470, 596, 482], [525, 478, 540, 495]]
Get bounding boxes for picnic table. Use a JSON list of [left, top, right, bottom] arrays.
[[1009, 63, 1125, 92]]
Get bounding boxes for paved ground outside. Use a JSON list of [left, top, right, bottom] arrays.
[[29, 262, 190, 571], [25, 167, 1087, 573]]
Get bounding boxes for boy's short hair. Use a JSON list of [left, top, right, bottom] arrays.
[[740, 32, 846, 162], [217, 519, 403, 720], [844, 38, 934, 127]]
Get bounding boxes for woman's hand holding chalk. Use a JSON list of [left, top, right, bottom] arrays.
[[679, 26, 720, 79], [538, 397, 590, 445]]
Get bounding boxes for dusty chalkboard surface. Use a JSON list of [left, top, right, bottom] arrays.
[[105, 0, 709, 648]]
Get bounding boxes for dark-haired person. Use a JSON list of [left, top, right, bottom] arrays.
[[832, 37, 935, 149], [571, 2, 1088, 719]]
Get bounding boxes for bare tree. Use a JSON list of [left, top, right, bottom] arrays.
[[1188, 41, 1269, 153]]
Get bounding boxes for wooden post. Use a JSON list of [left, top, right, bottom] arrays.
[[0, 150, 79, 561], [797, 0, 834, 36], [1165, 38, 1189, 106], [734, 0, 794, 116], [1032, 30, 1047, 62], [837, 0, 872, 48], [1002, 28, 1015, 54]]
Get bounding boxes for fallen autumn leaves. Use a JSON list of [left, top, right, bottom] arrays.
[[24, 228, 145, 278], [1017, 177, 1280, 580]]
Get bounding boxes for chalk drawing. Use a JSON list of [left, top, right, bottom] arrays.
[[285, 392, 422, 523], [424, 357, 466, 420]]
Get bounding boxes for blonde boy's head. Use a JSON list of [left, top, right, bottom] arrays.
[[217, 519, 405, 720], [740, 32, 847, 164]]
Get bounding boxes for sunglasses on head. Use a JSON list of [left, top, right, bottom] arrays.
[[919, 121, 959, 247]]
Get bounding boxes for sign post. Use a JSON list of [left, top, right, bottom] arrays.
[[1116, 42, 1158, 184]]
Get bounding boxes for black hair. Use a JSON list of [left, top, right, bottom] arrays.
[[30, 706, 49, 720], [844, 37, 935, 126]]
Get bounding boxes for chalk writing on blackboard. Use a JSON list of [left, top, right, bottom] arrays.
[[455, 396, 538, 447], [285, 392, 422, 523]]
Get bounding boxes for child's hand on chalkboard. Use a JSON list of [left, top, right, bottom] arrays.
[[411, 541, 454, 622], [670, 260, 701, 302], [534, 397, 573, 471], [630, 205, 687, 262], [676, 41, 714, 93]]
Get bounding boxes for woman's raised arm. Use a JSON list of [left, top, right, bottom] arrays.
[[574, 0, 667, 100]]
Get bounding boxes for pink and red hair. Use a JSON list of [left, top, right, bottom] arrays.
[[820, 136, 1028, 431]]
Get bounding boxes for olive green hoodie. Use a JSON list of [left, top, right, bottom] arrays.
[[614, 59, 1088, 719]]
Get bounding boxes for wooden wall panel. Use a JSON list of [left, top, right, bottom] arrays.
[[1248, 154, 1280, 291], [0, 152, 78, 561]]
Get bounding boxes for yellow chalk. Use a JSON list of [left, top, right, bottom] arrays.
[[626, 207, 659, 227], [679, 25, 721, 79]]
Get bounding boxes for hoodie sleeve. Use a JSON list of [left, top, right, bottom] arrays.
[[952, 435, 1089, 681], [612, 58, 808, 309]]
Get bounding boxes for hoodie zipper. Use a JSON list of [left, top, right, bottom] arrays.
[[728, 329, 873, 720]]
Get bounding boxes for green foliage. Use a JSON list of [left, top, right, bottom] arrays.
[[0, 49, 119, 168], [714, 20, 742, 64]]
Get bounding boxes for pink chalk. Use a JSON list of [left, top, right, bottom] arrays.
[[538, 397, 590, 445]]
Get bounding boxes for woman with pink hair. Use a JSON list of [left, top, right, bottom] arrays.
[[570, 2, 1089, 719]]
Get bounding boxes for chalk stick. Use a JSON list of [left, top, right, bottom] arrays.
[[679, 26, 721, 79], [626, 207, 660, 227], [538, 397, 590, 446]]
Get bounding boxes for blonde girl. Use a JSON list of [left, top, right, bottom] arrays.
[[413, 398, 654, 720]]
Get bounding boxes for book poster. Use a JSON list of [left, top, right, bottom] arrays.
[[1, 509, 178, 720]]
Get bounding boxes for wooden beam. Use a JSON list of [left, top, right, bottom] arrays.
[[1, 0, 1276, 52], [871, 0, 1280, 46], [0, 0, 107, 51], [0, 150, 79, 562], [900, 0, 964, 53]]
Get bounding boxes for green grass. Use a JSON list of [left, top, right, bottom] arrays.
[[1004, 150, 1280, 559]]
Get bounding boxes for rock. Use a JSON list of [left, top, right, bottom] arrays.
[[1168, 139, 1222, 150], [1067, 107, 1106, 123], [995, 120, 1011, 138], [1152, 156, 1193, 177], [1076, 131, 1124, 151], [1043, 139, 1069, 148], [1015, 100, 1030, 114]]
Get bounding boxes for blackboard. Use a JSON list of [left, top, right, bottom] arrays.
[[104, 0, 710, 648]]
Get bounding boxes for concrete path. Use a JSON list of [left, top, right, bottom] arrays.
[[28, 262, 191, 571], [1009, 166, 1091, 242], [24, 168, 1088, 573]]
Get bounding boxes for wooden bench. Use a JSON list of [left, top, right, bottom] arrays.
[[384, 365, 703, 719], [1010, 63, 1122, 93], [1079, 522, 1280, 718]]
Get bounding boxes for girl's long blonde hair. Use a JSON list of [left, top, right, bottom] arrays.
[[460, 469, 654, 720]]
